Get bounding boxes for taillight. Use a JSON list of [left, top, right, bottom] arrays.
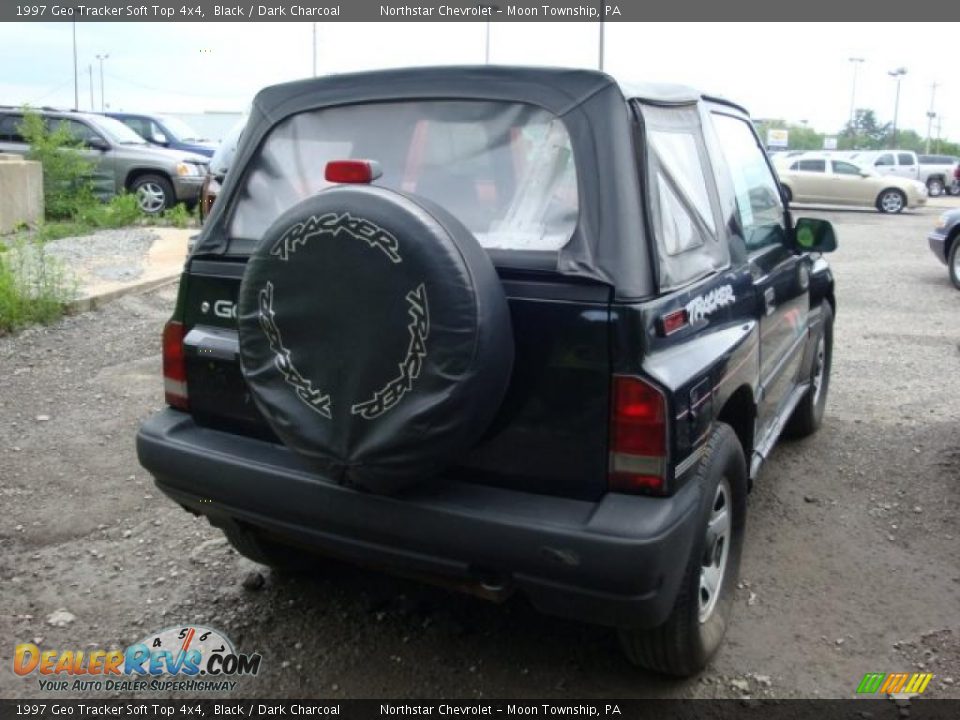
[[163, 320, 188, 410], [324, 159, 382, 184], [609, 375, 668, 493]]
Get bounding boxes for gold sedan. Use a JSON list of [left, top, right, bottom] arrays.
[[774, 155, 927, 214]]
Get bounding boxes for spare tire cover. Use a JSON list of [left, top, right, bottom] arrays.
[[237, 185, 513, 494]]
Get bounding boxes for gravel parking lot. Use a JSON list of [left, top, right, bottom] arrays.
[[1, 201, 958, 700]]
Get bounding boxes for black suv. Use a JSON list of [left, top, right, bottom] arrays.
[[137, 67, 837, 676]]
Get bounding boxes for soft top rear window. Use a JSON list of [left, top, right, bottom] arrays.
[[228, 100, 578, 252]]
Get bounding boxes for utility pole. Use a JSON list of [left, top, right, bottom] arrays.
[[72, 22, 79, 110], [888, 67, 907, 149], [484, 21, 491, 63], [925, 81, 939, 155], [312, 23, 317, 77], [88, 65, 94, 112], [96, 54, 109, 111]]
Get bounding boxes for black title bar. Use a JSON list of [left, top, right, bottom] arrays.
[[4, 0, 958, 22], [3, 700, 960, 720]]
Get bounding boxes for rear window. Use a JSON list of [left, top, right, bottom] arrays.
[[228, 101, 578, 252]]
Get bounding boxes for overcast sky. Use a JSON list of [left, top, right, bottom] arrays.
[[1, 21, 957, 142]]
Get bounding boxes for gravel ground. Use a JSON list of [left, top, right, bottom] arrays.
[[45, 228, 159, 285], [1, 203, 958, 700]]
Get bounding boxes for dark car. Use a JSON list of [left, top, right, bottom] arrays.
[[106, 112, 217, 157], [928, 208, 960, 289], [136, 67, 837, 676]]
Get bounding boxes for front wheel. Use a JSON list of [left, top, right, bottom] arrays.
[[948, 181, 960, 197], [927, 178, 945, 197], [785, 302, 834, 438], [949, 237, 960, 291], [131, 174, 174, 215], [876, 189, 906, 214], [618, 423, 747, 677]]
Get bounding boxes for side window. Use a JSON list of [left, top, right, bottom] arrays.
[[150, 121, 168, 141], [875, 154, 894, 166], [711, 113, 785, 252], [647, 129, 716, 256], [898, 153, 916, 166], [0, 115, 26, 142], [122, 117, 150, 139], [797, 159, 826, 172], [51, 119, 99, 145], [833, 161, 861, 176]]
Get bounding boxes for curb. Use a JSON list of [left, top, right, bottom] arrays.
[[64, 273, 181, 315]]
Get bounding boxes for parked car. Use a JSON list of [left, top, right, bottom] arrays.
[[198, 115, 245, 223], [775, 154, 927, 213], [928, 208, 960, 289], [0, 107, 209, 214], [852, 150, 956, 197], [106, 112, 217, 157], [136, 67, 837, 677]]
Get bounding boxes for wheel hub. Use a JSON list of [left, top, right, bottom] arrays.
[[699, 477, 732, 624]]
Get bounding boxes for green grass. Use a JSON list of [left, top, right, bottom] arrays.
[[0, 239, 75, 334]]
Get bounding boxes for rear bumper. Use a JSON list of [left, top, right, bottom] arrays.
[[137, 410, 703, 629], [928, 231, 948, 265]]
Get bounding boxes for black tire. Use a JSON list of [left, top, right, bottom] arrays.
[[927, 177, 945, 198], [785, 302, 834, 438], [618, 423, 747, 677], [876, 188, 906, 214], [780, 183, 793, 204], [236, 185, 513, 494], [130, 174, 174, 215], [221, 522, 320, 572], [948, 181, 960, 197], [949, 235, 960, 291]]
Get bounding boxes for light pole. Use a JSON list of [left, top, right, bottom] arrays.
[[925, 82, 939, 154], [88, 65, 94, 112], [598, 21, 605, 71], [96, 54, 109, 111], [888, 67, 907, 149], [72, 22, 79, 110], [848, 57, 864, 143], [312, 23, 317, 77], [484, 21, 491, 63]]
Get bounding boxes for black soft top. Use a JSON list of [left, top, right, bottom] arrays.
[[194, 66, 734, 300]]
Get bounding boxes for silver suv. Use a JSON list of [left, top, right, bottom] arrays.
[[0, 108, 209, 214]]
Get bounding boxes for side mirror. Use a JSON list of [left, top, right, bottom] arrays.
[[793, 217, 837, 253], [151, 133, 168, 145], [859, 171, 871, 178], [87, 136, 109, 151]]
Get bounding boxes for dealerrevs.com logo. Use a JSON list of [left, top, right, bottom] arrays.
[[14, 625, 262, 693]]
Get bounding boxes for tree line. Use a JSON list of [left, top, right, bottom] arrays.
[[755, 109, 960, 155]]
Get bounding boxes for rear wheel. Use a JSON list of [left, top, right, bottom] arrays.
[[949, 237, 960, 290], [876, 189, 906, 214], [927, 177, 945, 197], [618, 423, 747, 677]]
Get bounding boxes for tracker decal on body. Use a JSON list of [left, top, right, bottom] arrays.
[[270, 212, 402, 263], [257, 281, 333, 418], [351, 283, 431, 420]]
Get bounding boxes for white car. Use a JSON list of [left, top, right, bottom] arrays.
[[775, 154, 927, 213]]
